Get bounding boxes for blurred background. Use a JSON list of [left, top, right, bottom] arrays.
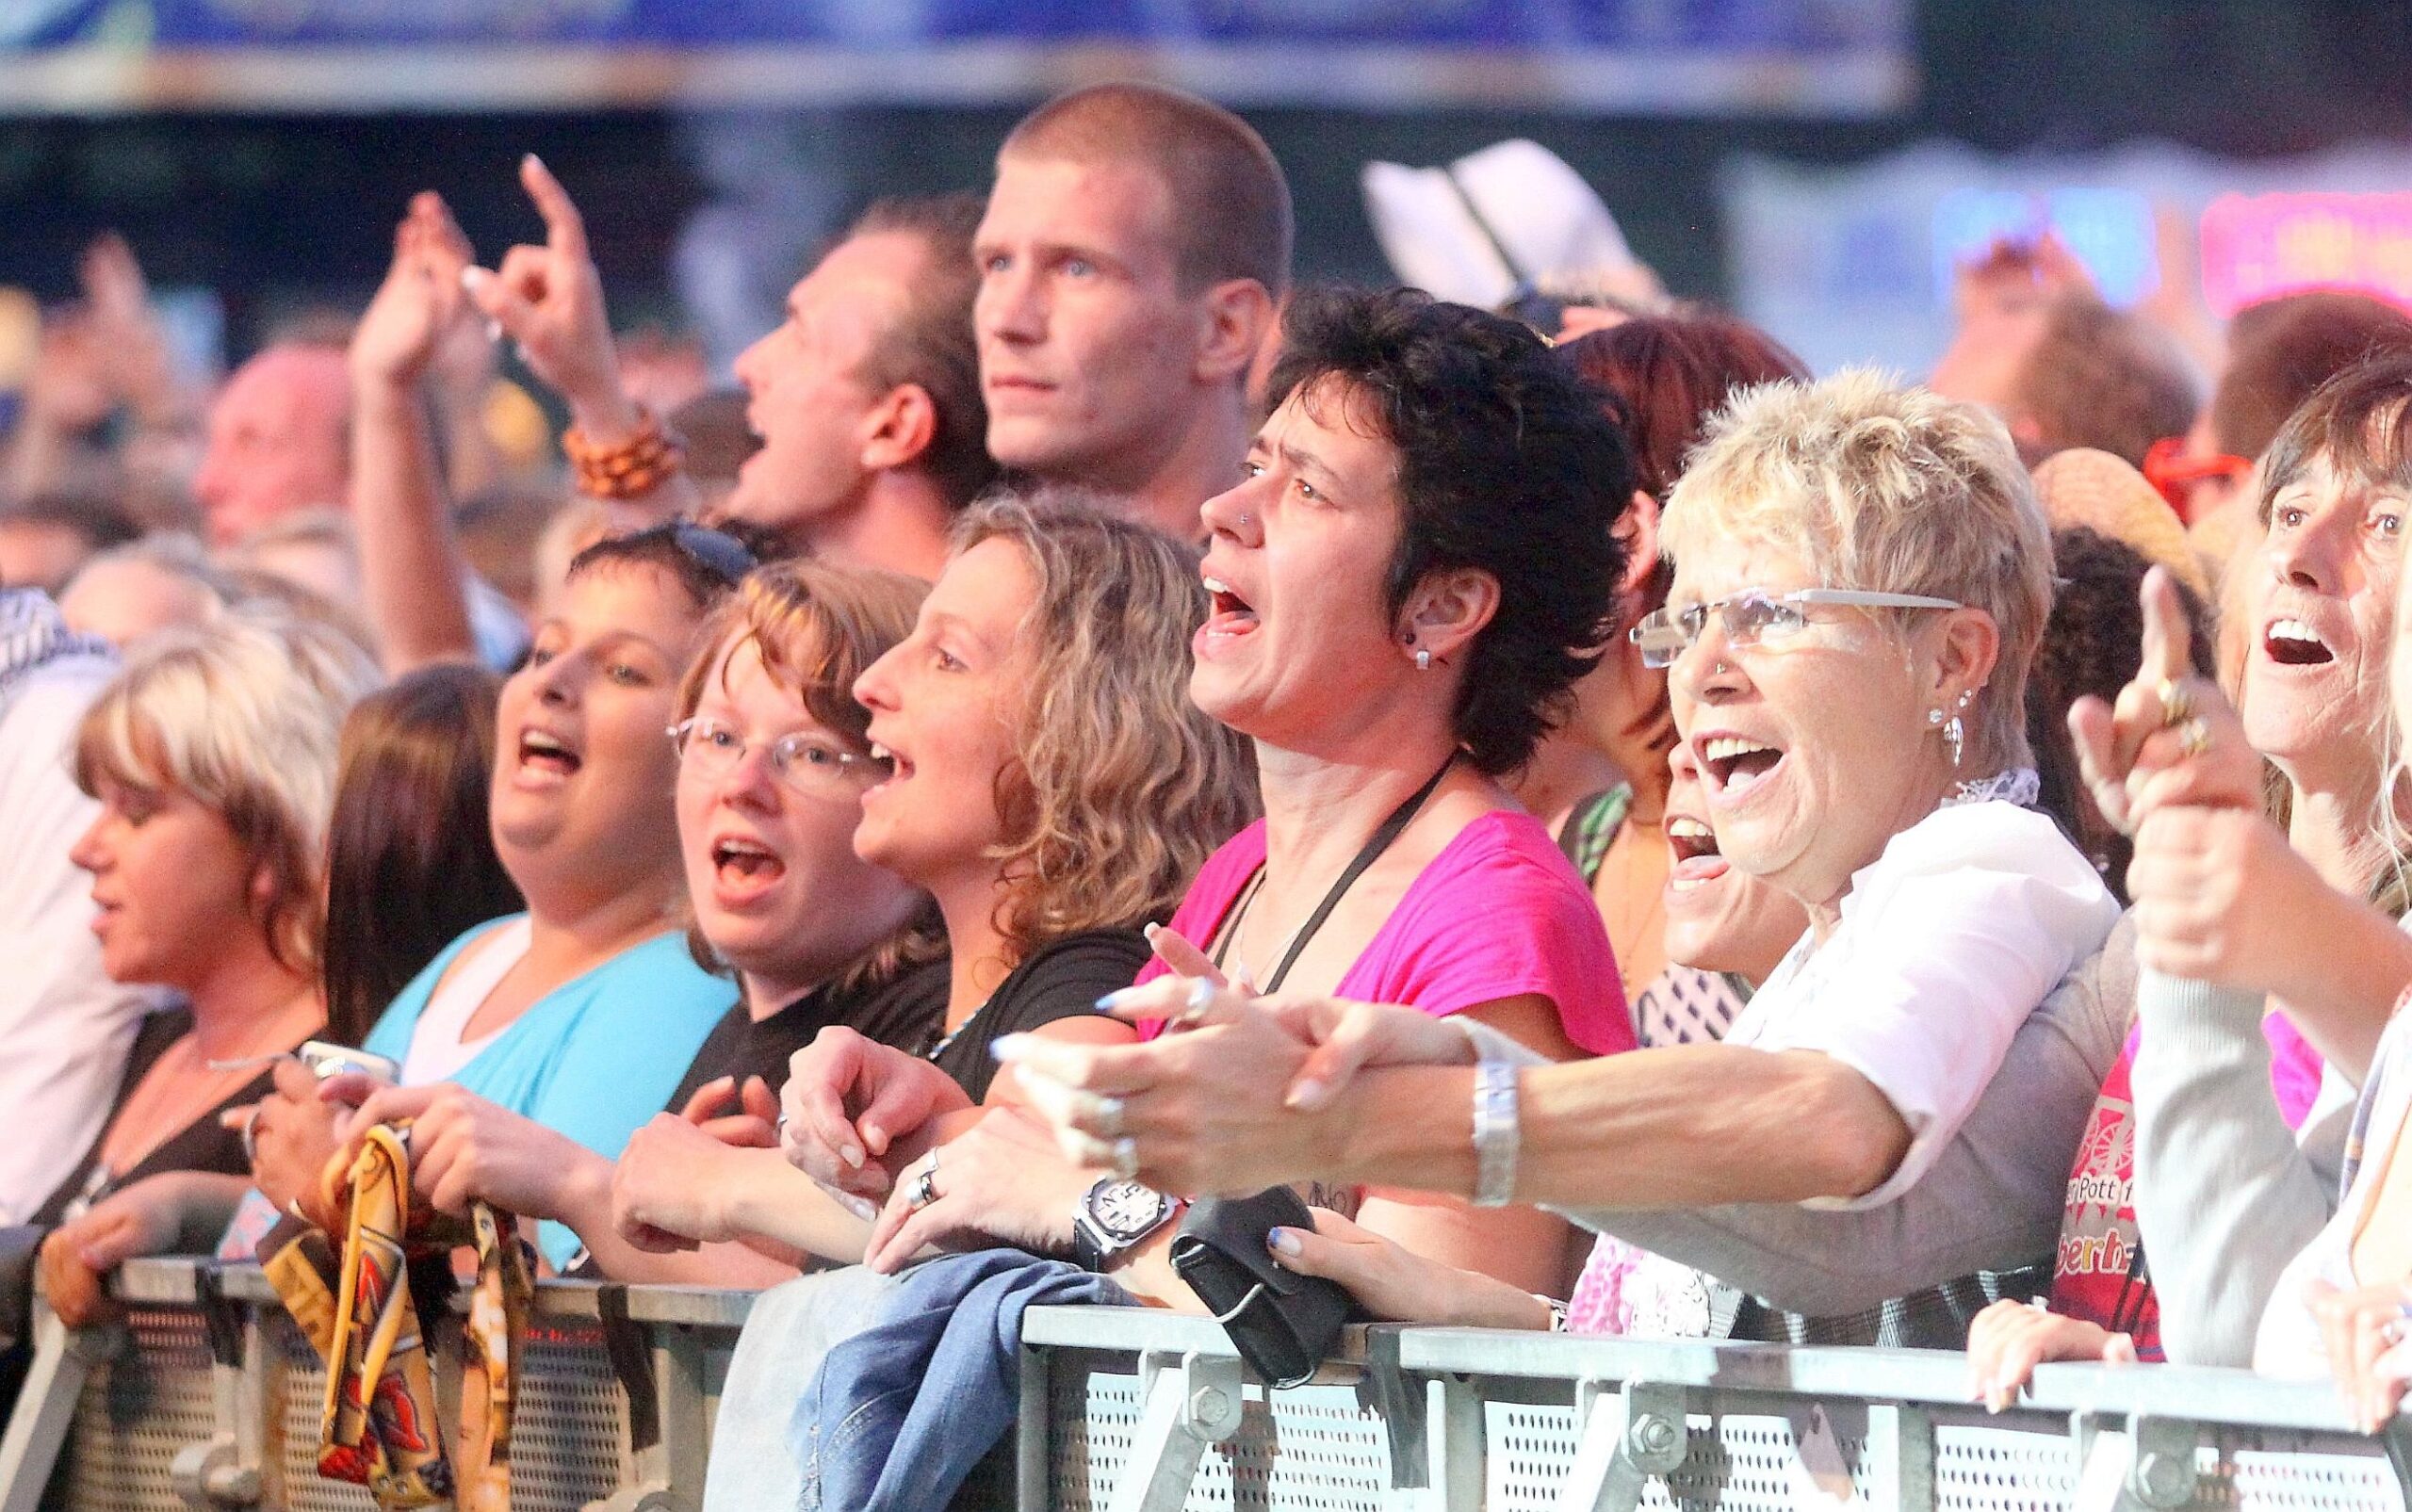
[[0, 0, 2406, 384]]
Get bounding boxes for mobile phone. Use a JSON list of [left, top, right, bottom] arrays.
[[297, 1040, 399, 1084]]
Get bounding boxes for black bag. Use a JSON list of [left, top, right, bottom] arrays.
[[1169, 1188, 1353, 1389]]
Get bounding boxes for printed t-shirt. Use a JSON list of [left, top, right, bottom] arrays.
[[2048, 1015, 2328, 1357]]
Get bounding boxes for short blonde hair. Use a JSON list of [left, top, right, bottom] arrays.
[[1662, 369, 2054, 774], [953, 487, 1258, 955], [73, 609, 382, 973]]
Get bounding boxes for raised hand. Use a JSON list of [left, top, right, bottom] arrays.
[[2067, 565, 2255, 836], [463, 154, 634, 436], [351, 192, 482, 391]]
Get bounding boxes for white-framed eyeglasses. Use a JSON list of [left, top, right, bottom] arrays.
[[1629, 588, 1964, 670], [667, 717, 890, 797]]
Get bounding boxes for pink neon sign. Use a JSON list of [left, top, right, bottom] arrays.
[[2200, 192, 2412, 317]]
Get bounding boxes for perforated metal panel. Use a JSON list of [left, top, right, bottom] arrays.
[[1934, 1419, 2078, 1512], [49, 1309, 217, 1512], [1044, 1358, 1391, 1511], [1483, 1400, 1580, 1512], [507, 1325, 630, 1512], [2225, 1443, 2404, 1512]]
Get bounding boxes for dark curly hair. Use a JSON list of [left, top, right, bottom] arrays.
[[2027, 526, 2215, 902], [1264, 286, 1635, 774]]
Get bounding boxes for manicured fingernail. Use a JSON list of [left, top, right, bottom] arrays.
[[1187, 979, 1214, 1010], [524, 152, 544, 171], [1267, 1227, 1302, 1257], [1142, 921, 1161, 940], [1095, 989, 1135, 1010], [1284, 1079, 1327, 1111], [992, 1033, 1032, 1061], [839, 1143, 863, 1169]]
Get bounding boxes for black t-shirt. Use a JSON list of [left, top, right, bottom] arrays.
[[665, 958, 950, 1112], [33, 1007, 278, 1229], [923, 930, 1149, 1104]]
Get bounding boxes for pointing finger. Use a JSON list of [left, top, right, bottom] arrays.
[[2139, 566, 2194, 687], [518, 153, 589, 264]]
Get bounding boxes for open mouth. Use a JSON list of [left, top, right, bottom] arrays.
[[1667, 815, 1731, 892], [518, 728, 581, 779], [1700, 735, 1784, 798], [2263, 618, 2335, 667], [866, 740, 914, 789], [1199, 575, 1261, 642], [710, 835, 786, 893]]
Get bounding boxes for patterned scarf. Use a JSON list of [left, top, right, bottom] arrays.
[[0, 588, 112, 707], [261, 1123, 533, 1512]]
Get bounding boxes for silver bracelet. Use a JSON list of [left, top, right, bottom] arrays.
[[1471, 1060, 1520, 1207]]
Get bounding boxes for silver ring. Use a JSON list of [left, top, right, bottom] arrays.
[[1096, 1096, 1127, 1140], [907, 1169, 937, 1210], [1111, 1136, 1139, 1180], [238, 1110, 260, 1169]]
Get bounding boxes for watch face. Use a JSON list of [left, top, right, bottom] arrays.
[[1090, 1180, 1165, 1239]]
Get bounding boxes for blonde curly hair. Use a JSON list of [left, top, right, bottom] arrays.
[[953, 489, 1258, 955]]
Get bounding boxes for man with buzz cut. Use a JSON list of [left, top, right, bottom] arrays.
[[974, 82, 1293, 541]]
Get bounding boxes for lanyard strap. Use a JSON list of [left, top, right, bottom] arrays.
[[1217, 755, 1458, 995]]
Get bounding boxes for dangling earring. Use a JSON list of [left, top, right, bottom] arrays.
[[1945, 691, 1972, 770]]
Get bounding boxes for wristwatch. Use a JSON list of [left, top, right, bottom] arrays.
[[1070, 1177, 1181, 1272]]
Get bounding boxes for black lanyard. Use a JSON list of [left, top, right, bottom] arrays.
[[1214, 755, 1458, 994]]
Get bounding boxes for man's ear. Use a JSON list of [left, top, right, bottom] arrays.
[[859, 384, 939, 473], [1399, 566, 1502, 666], [1194, 279, 1277, 387]]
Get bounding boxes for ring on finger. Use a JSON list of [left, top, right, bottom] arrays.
[[2158, 677, 2195, 727], [2176, 716, 2211, 759], [1111, 1136, 1140, 1180], [1095, 1095, 1127, 1140], [906, 1169, 938, 1210]]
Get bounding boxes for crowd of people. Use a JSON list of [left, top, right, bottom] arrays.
[[7, 75, 2412, 1508]]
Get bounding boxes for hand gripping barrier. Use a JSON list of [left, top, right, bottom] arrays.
[[0, 1259, 751, 1512], [1022, 1307, 2412, 1512]]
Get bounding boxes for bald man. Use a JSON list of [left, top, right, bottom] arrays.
[[192, 343, 352, 548]]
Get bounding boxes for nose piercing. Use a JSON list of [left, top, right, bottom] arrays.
[[1238, 512, 1252, 528]]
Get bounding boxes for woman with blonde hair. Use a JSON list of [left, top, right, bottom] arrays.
[[1010, 366, 2128, 1347], [29, 610, 376, 1324], [611, 489, 1256, 1264]]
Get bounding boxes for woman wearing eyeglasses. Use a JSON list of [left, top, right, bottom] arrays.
[[1007, 370, 2125, 1344], [293, 559, 952, 1286], [244, 525, 753, 1271]]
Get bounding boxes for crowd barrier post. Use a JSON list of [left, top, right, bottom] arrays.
[[0, 1307, 114, 1512]]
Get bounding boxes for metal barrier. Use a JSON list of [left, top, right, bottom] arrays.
[[1021, 1307, 2412, 1512], [14, 1265, 2412, 1512], [0, 1259, 751, 1512]]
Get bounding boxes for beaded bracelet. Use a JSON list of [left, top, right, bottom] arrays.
[[562, 406, 687, 500]]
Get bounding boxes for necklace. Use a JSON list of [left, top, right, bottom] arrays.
[[1213, 754, 1458, 995]]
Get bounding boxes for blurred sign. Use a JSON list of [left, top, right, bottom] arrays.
[[0, 0, 1912, 113], [2199, 192, 2412, 317], [1722, 141, 2412, 378]]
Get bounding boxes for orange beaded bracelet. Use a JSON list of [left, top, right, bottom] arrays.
[[562, 406, 687, 500]]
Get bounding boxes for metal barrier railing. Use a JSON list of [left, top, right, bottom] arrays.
[[1021, 1307, 2412, 1512], [12, 1264, 2412, 1512], [0, 1259, 752, 1512]]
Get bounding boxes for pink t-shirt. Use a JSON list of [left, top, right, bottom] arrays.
[[1136, 811, 1634, 1054]]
